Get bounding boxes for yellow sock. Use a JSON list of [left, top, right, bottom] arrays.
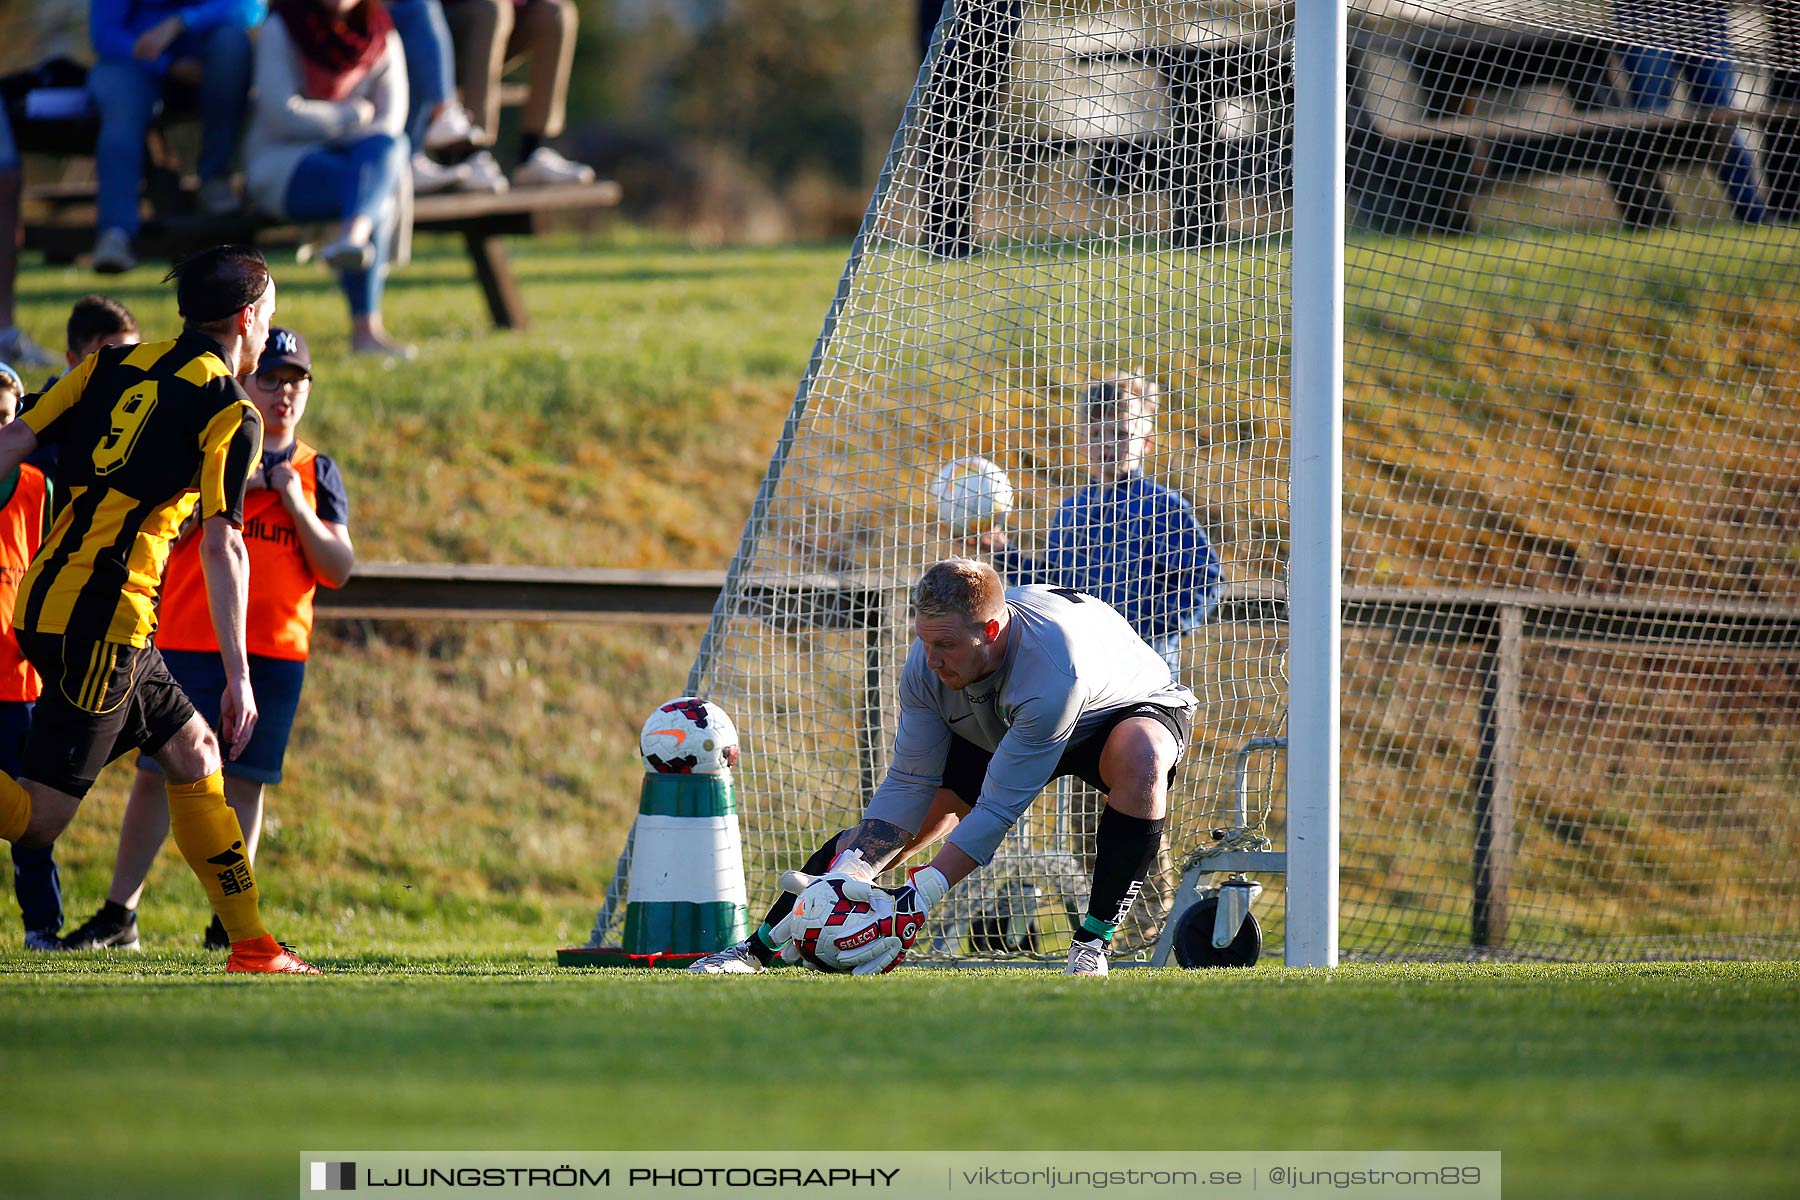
[[166, 772, 269, 943], [0, 773, 31, 843]]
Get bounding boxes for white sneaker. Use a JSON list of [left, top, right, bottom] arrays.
[[688, 940, 765, 974], [91, 227, 136, 274], [319, 237, 375, 272], [423, 103, 485, 152], [0, 325, 55, 369], [510, 146, 595, 188], [459, 150, 510, 195], [351, 334, 418, 361], [1064, 938, 1109, 978], [412, 152, 471, 195], [198, 177, 239, 215]]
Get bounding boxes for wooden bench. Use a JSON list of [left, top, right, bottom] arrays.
[[1346, 21, 1747, 233], [974, 15, 1773, 242], [22, 176, 620, 329], [1060, 20, 1289, 247]]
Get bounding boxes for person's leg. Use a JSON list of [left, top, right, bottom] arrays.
[[284, 138, 403, 249], [58, 763, 164, 948], [226, 775, 266, 863], [9, 842, 61, 938], [335, 136, 407, 349], [283, 145, 369, 244], [390, 0, 457, 150], [336, 133, 407, 234], [512, 0, 577, 149], [1076, 716, 1178, 952], [87, 58, 162, 238], [1678, 53, 1770, 224], [107, 765, 174, 911], [444, 0, 513, 142], [127, 647, 292, 956], [0, 702, 61, 939], [187, 23, 255, 186], [149, 713, 271, 944]]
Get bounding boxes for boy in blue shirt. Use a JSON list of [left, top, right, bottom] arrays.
[[984, 372, 1220, 674]]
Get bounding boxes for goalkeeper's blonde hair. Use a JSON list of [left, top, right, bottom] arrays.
[[912, 557, 1004, 630]]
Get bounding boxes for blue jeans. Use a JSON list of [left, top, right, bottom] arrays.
[[88, 23, 254, 237], [282, 134, 407, 316], [390, 0, 457, 151], [1619, 3, 1768, 223]]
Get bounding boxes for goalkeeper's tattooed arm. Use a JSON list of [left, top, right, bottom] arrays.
[[836, 819, 914, 873]]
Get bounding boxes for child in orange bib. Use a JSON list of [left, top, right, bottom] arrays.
[[61, 327, 355, 953]]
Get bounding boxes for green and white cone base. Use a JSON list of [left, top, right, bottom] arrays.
[[621, 774, 749, 956]]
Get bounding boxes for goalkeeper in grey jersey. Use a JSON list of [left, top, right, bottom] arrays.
[[692, 556, 1196, 977]]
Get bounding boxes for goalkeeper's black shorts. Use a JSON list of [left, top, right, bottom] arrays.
[[939, 702, 1191, 808]]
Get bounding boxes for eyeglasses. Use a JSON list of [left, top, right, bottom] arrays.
[[253, 373, 310, 391]]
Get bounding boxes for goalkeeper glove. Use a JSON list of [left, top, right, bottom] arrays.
[[835, 865, 949, 975], [771, 850, 885, 967], [776, 848, 878, 898]]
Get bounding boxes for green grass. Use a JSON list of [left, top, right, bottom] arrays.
[[0, 959, 1794, 1200]]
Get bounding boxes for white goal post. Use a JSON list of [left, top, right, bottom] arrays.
[[595, 0, 1800, 968], [1286, 0, 1346, 968]]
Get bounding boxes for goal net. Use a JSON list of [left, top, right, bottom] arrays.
[[606, 0, 1800, 964]]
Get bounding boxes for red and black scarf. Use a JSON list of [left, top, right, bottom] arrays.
[[274, 0, 396, 102]]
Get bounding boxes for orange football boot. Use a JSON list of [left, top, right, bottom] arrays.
[[226, 934, 323, 975]]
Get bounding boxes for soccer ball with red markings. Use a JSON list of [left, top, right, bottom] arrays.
[[639, 697, 740, 775], [788, 877, 928, 974]]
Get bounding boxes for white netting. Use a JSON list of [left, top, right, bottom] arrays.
[[600, 0, 1800, 964]]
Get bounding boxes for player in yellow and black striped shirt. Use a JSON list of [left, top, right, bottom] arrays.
[[0, 246, 319, 973]]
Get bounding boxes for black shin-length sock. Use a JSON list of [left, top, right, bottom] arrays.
[[1081, 807, 1165, 942]]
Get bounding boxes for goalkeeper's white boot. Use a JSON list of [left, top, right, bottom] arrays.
[[688, 940, 765, 974], [1064, 937, 1109, 978]]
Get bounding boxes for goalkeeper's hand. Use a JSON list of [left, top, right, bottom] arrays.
[[771, 850, 884, 967], [777, 848, 879, 898], [835, 865, 949, 975]]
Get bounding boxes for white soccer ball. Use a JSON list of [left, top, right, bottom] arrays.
[[640, 697, 740, 775], [933, 456, 1014, 534]]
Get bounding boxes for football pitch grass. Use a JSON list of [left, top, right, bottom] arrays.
[[1, 956, 1795, 1200]]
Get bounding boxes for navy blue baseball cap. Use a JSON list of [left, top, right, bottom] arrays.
[[257, 327, 311, 377]]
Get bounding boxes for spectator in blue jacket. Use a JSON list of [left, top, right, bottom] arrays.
[[87, 0, 266, 273], [981, 372, 1221, 675]]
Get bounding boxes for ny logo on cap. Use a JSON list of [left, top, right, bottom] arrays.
[[274, 331, 299, 355]]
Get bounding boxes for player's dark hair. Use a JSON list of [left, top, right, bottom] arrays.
[[65, 294, 140, 355], [913, 557, 1004, 629], [163, 245, 271, 332], [1080, 372, 1161, 425]]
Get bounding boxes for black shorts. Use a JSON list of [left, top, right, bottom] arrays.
[[15, 630, 198, 798], [940, 703, 1192, 808]]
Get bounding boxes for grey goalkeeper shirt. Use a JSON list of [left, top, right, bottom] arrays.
[[865, 584, 1196, 864]]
